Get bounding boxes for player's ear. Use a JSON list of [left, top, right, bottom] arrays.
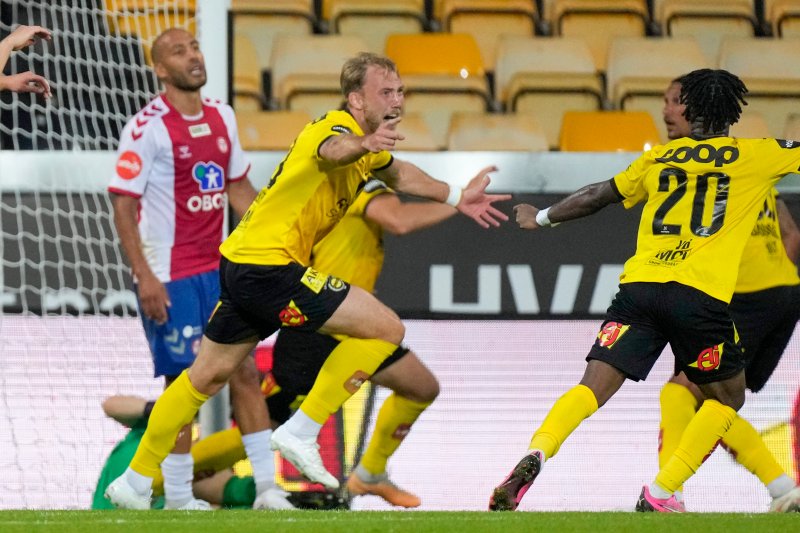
[[347, 91, 363, 111]]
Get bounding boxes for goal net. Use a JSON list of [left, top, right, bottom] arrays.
[[0, 1, 375, 509], [0, 0, 195, 509]]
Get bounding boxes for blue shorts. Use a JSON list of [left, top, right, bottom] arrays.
[[136, 270, 220, 378]]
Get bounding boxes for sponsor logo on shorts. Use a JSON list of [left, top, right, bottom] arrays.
[[301, 267, 328, 294], [596, 321, 630, 349], [279, 299, 307, 327], [392, 423, 411, 440], [689, 343, 723, 371], [344, 370, 370, 394], [326, 276, 346, 292], [116, 150, 143, 179], [260, 373, 281, 397]]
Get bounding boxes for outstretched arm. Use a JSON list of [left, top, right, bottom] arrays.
[[0, 25, 52, 97], [364, 193, 457, 236], [102, 395, 149, 427], [376, 159, 511, 228], [515, 180, 621, 230]]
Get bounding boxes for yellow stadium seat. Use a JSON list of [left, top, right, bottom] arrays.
[[438, 0, 537, 71], [270, 34, 368, 116], [107, 4, 196, 65], [783, 112, 800, 139], [386, 33, 491, 147], [233, 34, 264, 111], [606, 37, 710, 142], [446, 112, 549, 151], [550, 0, 649, 72], [766, 0, 800, 37], [730, 111, 772, 138], [718, 37, 800, 137], [237, 110, 312, 151], [395, 112, 444, 151], [495, 36, 603, 149], [323, 0, 426, 53], [230, 0, 315, 74], [559, 111, 661, 152], [654, 0, 756, 62]]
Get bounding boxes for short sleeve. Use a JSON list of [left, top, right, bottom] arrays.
[[108, 118, 157, 198]]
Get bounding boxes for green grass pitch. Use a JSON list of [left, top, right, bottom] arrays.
[[0, 510, 794, 532]]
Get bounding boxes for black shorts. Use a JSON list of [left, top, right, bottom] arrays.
[[730, 284, 800, 392], [204, 258, 350, 344], [587, 282, 746, 385], [266, 328, 409, 424]]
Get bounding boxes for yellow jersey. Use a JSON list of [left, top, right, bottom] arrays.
[[613, 137, 800, 303], [220, 110, 393, 266], [735, 188, 800, 293], [310, 178, 391, 292]]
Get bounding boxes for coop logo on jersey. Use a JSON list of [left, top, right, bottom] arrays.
[[192, 161, 225, 192], [689, 343, 723, 371], [279, 300, 307, 327], [596, 321, 630, 349], [116, 151, 142, 180], [344, 371, 370, 394]]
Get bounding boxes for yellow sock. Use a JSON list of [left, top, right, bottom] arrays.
[[658, 382, 700, 493], [529, 384, 598, 459], [723, 415, 786, 486], [300, 337, 397, 424], [655, 399, 737, 493], [151, 427, 246, 494], [359, 394, 431, 475], [129, 371, 209, 478]]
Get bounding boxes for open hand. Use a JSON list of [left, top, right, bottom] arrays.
[[458, 166, 512, 228]]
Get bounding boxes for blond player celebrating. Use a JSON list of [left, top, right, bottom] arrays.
[[106, 52, 510, 509]]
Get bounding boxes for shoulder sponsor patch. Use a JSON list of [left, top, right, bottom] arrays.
[[116, 151, 143, 180], [331, 125, 352, 135]]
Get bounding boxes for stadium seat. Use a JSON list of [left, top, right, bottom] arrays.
[[550, 0, 649, 72], [446, 112, 549, 151], [230, 0, 315, 79], [718, 37, 800, 137], [237, 110, 312, 151], [654, 0, 757, 62], [783, 112, 800, 139], [322, 0, 426, 53], [437, 0, 538, 72], [385, 33, 491, 147], [495, 36, 603, 149], [107, 4, 196, 65], [395, 112, 444, 151], [559, 111, 661, 152], [233, 34, 264, 111], [730, 111, 771, 138], [766, 0, 800, 37], [606, 37, 710, 142], [270, 34, 368, 117]]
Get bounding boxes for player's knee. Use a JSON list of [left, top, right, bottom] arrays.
[[381, 316, 405, 345], [418, 375, 440, 403]]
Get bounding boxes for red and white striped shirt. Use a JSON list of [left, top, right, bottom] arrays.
[[109, 95, 250, 282]]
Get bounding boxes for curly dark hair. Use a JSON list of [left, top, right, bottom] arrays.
[[674, 69, 748, 135]]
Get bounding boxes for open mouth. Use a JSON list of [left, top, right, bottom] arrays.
[[384, 112, 400, 120]]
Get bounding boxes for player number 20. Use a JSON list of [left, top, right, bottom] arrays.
[[651, 168, 730, 237]]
